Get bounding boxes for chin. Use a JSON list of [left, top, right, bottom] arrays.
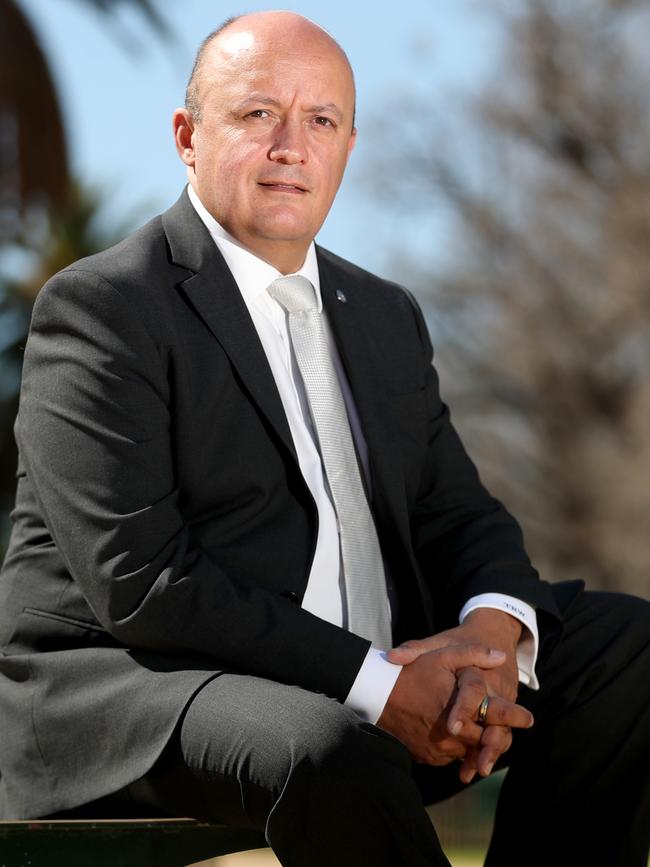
[[257, 203, 318, 230], [254, 218, 315, 243]]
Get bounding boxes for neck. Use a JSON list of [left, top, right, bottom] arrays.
[[233, 236, 309, 275]]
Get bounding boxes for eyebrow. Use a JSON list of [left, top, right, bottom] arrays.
[[310, 103, 344, 122], [235, 94, 344, 122]]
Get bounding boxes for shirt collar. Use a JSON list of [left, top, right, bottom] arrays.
[[187, 184, 322, 312]]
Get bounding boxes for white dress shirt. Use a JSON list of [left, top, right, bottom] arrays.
[[187, 185, 539, 724]]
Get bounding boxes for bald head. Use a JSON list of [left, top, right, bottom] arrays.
[[185, 12, 356, 127]]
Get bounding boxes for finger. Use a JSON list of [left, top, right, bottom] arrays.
[[451, 719, 485, 747], [390, 641, 507, 668], [438, 644, 506, 674], [451, 693, 533, 738], [386, 642, 425, 665], [480, 695, 534, 732], [458, 746, 479, 784], [412, 739, 467, 767], [452, 718, 513, 752], [387, 636, 447, 664], [447, 667, 497, 737], [458, 724, 513, 784], [416, 753, 457, 768], [448, 670, 533, 738], [476, 725, 513, 777], [429, 738, 467, 763]]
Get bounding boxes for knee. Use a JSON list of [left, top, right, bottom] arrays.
[[572, 590, 650, 690], [599, 590, 650, 637], [579, 590, 650, 637], [280, 695, 410, 799]]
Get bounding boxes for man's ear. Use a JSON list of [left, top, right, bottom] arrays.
[[346, 127, 357, 163], [172, 108, 196, 167]]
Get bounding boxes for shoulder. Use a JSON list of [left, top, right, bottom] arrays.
[[38, 188, 203, 295], [26, 216, 186, 376], [27, 219, 171, 353], [56, 213, 176, 291], [316, 245, 428, 336], [316, 245, 408, 298], [32, 200, 193, 327]]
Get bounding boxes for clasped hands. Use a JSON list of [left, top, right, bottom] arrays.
[[377, 609, 533, 784]]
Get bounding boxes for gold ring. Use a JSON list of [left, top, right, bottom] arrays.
[[477, 695, 490, 726]]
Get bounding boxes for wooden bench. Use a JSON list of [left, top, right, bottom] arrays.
[[0, 818, 268, 866]]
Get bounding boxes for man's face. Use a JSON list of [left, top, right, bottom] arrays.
[[176, 24, 356, 269]]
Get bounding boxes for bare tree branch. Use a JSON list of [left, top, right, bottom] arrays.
[[368, 0, 650, 597]]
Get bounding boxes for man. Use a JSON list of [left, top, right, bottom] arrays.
[[0, 11, 648, 867]]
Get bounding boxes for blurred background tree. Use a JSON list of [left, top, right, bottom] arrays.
[[371, 0, 650, 598], [0, 0, 167, 554]]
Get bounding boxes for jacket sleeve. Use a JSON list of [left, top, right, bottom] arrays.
[[17, 267, 370, 700], [403, 290, 566, 649]]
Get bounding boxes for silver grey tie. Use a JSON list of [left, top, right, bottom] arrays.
[[268, 275, 393, 650]]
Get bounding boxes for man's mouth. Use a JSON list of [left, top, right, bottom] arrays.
[[258, 181, 308, 194]]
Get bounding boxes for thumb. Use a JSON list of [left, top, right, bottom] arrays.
[[387, 640, 426, 665], [440, 644, 506, 673]]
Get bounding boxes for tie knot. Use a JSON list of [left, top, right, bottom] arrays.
[[268, 275, 318, 314]]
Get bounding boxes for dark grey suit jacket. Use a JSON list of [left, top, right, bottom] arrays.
[[0, 190, 574, 819]]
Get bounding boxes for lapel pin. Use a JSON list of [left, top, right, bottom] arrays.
[[336, 289, 347, 303]]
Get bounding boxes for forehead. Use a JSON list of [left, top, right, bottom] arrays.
[[200, 33, 354, 106]]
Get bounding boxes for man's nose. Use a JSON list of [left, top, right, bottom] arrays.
[[268, 120, 307, 164]]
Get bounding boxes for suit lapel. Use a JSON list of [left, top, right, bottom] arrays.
[[161, 191, 409, 543], [162, 191, 297, 463]]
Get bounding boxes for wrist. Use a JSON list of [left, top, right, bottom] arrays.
[[464, 607, 522, 648]]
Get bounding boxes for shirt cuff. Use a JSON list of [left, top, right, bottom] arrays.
[[344, 648, 403, 723], [459, 593, 540, 690]]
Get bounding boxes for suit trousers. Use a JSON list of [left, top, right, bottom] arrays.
[[80, 591, 650, 867]]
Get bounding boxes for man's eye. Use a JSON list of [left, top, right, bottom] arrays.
[[247, 109, 270, 119], [314, 116, 335, 128]]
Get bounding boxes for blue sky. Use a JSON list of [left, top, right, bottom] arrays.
[[18, 0, 496, 275]]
